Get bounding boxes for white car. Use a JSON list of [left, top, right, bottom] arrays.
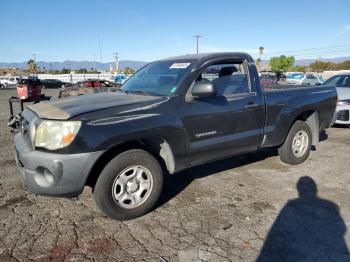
[[286, 73, 324, 85], [323, 72, 350, 126], [0, 77, 21, 88]]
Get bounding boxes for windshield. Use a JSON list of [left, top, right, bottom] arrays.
[[121, 60, 194, 96], [287, 73, 304, 79]]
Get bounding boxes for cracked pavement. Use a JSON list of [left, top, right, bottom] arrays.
[[1, 89, 350, 261]]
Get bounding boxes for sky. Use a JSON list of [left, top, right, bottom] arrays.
[[1, 0, 350, 63]]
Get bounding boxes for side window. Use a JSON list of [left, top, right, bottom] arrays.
[[196, 61, 250, 97], [306, 74, 316, 79], [340, 76, 350, 87]]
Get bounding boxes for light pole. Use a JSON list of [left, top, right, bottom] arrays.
[[114, 52, 119, 72], [258, 46, 264, 72], [194, 35, 202, 54]]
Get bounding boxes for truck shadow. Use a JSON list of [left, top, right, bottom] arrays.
[[256, 176, 350, 261], [157, 148, 278, 208]]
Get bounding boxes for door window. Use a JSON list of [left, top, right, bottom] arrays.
[[340, 76, 350, 87], [196, 61, 250, 97]]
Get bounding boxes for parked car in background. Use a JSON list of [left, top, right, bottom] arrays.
[[287, 73, 324, 85], [323, 72, 350, 126], [275, 71, 287, 81], [41, 79, 70, 89], [0, 76, 22, 88], [260, 74, 277, 88], [17, 78, 43, 99], [114, 74, 127, 84], [58, 79, 121, 98]]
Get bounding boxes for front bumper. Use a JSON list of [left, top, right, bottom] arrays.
[[334, 105, 350, 125], [14, 133, 104, 197]]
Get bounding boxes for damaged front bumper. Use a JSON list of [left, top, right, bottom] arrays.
[[14, 132, 104, 198]]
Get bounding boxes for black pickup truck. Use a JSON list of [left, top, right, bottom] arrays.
[[15, 52, 337, 220]]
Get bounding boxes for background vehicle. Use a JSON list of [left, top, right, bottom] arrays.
[[260, 73, 278, 87], [275, 71, 286, 81], [114, 74, 127, 84], [17, 77, 43, 99], [323, 72, 350, 126], [58, 79, 121, 98], [287, 73, 324, 85], [15, 53, 337, 220], [41, 79, 70, 89], [0, 76, 21, 88]]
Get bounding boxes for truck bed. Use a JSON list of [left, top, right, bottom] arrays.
[[262, 85, 337, 148]]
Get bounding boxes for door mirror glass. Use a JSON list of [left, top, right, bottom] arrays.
[[191, 81, 216, 98]]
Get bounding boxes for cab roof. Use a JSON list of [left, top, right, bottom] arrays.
[[159, 52, 255, 63]]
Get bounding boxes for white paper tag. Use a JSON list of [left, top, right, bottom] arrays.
[[170, 63, 191, 69]]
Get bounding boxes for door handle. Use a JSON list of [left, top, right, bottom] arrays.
[[244, 102, 259, 109]]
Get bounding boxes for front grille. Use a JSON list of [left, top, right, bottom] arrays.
[[337, 110, 350, 121]]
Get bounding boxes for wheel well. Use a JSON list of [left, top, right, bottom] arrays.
[[85, 137, 175, 188], [294, 110, 320, 146]]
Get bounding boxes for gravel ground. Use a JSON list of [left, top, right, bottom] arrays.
[[0, 88, 350, 261]]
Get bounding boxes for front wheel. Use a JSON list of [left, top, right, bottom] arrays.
[[93, 149, 163, 220], [278, 120, 312, 165]]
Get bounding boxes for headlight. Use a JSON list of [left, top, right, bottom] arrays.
[[337, 101, 350, 106], [34, 120, 81, 150]]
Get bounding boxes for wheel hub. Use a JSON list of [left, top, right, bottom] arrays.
[[292, 130, 309, 157], [111, 165, 153, 209], [126, 179, 139, 193]]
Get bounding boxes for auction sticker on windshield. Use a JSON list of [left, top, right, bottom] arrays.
[[170, 63, 191, 69]]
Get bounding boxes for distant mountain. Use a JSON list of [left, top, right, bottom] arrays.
[[1, 56, 350, 70], [0, 60, 148, 71]]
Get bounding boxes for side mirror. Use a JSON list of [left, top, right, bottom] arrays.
[[191, 81, 216, 98]]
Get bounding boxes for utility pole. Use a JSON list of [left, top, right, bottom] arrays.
[[114, 52, 119, 72], [194, 35, 202, 54]]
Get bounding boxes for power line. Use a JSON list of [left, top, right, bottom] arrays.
[[264, 49, 350, 59], [266, 43, 350, 56]]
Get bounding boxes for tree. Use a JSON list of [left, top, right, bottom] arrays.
[[269, 55, 295, 72], [309, 61, 332, 72], [290, 65, 307, 72], [123, 67, 135, 75], [61, 68, 70, 74], [27, 59, 37, 74]]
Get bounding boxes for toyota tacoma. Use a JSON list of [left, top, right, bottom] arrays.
[[14, 53, 337, 220]]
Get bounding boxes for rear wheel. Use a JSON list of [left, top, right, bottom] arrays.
[[278, 121, 312, 165], [93, 149, 163, 220]]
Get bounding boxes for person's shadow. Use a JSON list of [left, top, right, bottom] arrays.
[[257, 176, 350, 262]]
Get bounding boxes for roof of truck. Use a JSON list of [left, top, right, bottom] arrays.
[[159, 52, 255, 62]]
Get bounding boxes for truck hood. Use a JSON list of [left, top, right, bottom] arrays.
[[28, 92, 166, 120], [336, 87, 350, 100]]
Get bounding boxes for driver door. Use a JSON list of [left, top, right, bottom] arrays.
[[182, 60, 265, 166]]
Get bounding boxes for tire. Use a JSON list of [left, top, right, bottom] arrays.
[[93, 149, 163, 220], [278, 120, 312, 165]]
